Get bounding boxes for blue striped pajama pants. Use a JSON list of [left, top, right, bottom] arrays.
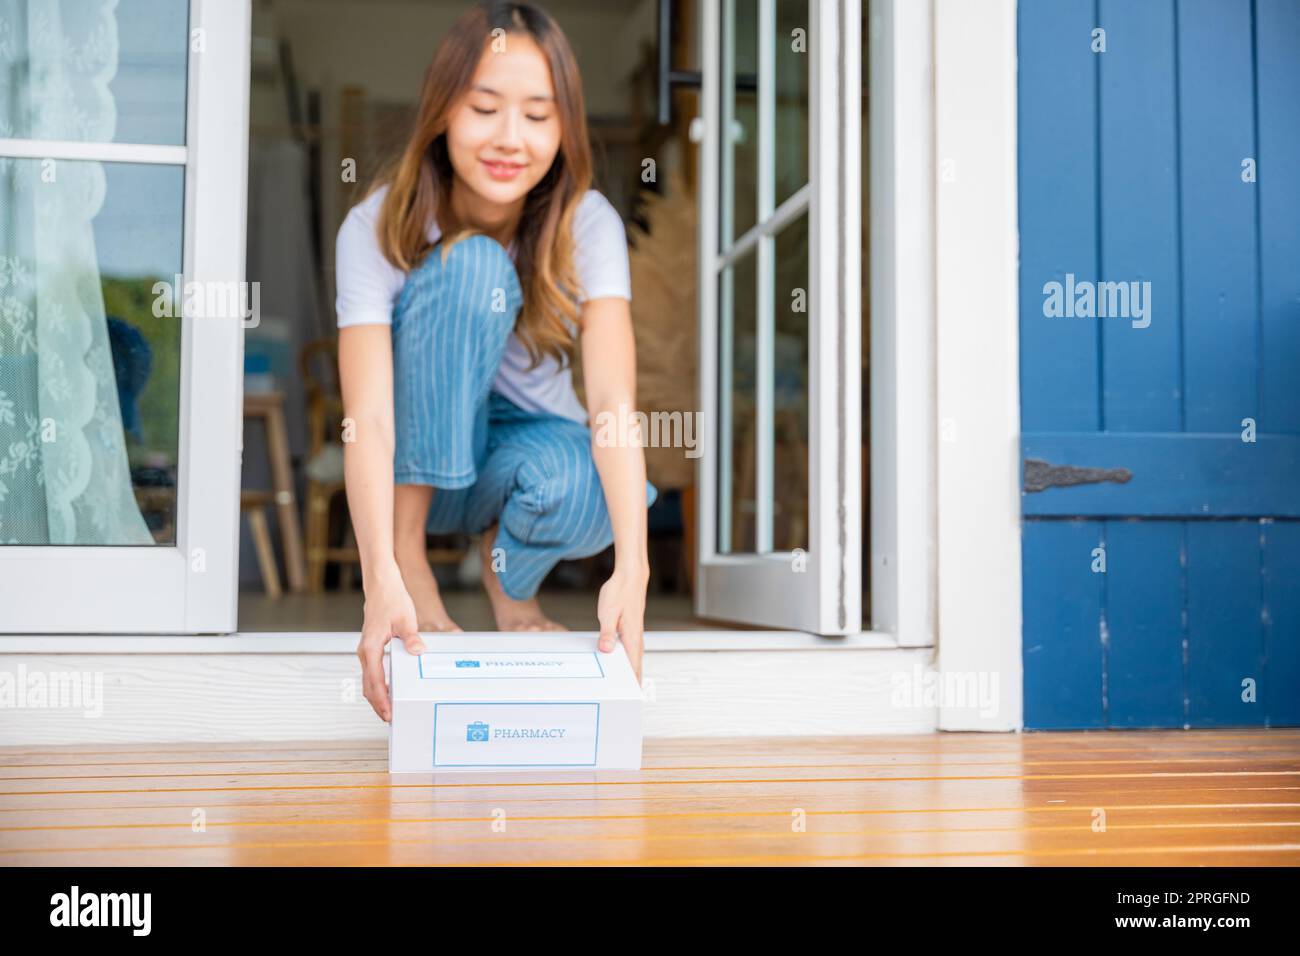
[[390, 232, 657, 600]]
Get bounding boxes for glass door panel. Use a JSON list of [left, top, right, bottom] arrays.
[[697, 0, 859, 634], [0, 0, 190, 145], [722, 0, 759, 246], [718, 247, 757, 554], [0, 158, 185, 545], [771, 209, 808, 553], [774, 0, 809, 207], [715, 0, 809, 559], [0, 0, 250, 632]]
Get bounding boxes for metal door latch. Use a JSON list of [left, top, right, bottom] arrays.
[[1022, 458, 1132, 493]]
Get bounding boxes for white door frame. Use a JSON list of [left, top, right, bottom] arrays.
[[0, 0, 251, 634], [872, 0, 1023, 727], [695, 0, 863, 635], [932, 0, 1022, 731], [868, 0, 936, 649], [691, 0, 1022, 730]]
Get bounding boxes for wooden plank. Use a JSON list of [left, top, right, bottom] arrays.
[[4, 815, 1299, 857], [5, 750, 1297, 779], [5, 844, 1295, 867], [1106, 520, 1184, 727], [1256, 0, 1300, 434], [1177, 0, 1260, 433], [5, 794, 1298, 830], [8, 768, 1294, 798], [1021, 433, 1300, 516], [1017, 0, 1099, 432], [1097, 0, 1181, 431], [1187, 521, 1266, 727], [1023, 520, 1104, 729], [5, 735, 1297, 765], [0, 732, 1294, 864]]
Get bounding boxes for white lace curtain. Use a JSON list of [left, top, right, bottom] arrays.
[[0, 0, 152, 544]]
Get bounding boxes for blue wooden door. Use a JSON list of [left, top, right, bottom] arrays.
[[1017, 0, 1300, 729]]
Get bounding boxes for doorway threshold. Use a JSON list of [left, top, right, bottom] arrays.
[[0, 632, 937, 744], [0, 629, 901, 654]]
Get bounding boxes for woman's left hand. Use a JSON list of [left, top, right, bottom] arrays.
[[596, 563, 649, 682]]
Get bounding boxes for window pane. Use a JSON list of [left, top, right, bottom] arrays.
[[0, 0, 190, 146], [771, 210, 808, 552], [774, 0, 809, 207], [717, 248, 757, 554], [0, 158, 184, 544], [721, 0, 758, 249]]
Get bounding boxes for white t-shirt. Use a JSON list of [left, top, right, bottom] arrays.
[[334, 185, 631, 425]]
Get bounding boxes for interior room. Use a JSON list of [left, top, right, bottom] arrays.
[[234, 0, 869, 633]]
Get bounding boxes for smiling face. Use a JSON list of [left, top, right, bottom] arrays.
[[444, 34, 562, 213]]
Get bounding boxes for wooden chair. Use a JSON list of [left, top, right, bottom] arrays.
[[301, 339, 350, 591], [242, 390, 307, 592], [241, 489, 282, 598]]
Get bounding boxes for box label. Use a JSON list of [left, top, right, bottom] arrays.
[[418, 651, 605, 680], [433, 702, 600, 767]]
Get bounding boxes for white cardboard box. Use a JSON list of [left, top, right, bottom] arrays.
[[388, 633, 644, 773]]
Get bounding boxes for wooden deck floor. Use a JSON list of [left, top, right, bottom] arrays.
[[1, 730, 1297, 866]]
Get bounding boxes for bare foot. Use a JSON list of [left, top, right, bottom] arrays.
[[395, 552, 463, 633], [479, 526, 567, 632]]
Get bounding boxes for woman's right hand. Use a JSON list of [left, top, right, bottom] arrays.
[[356, 572, 427, 722]]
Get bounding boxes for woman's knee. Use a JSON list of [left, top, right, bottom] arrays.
[[530, 452, 613, 555], [393, 234, 523, 348], [415, 233, 520, 320]]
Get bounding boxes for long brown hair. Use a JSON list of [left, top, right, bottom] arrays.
[[372, 0, 592, 369]]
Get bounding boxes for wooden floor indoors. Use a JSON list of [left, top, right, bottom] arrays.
[[1, 730, 1297, 866], [239, 589, 714, 632]]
